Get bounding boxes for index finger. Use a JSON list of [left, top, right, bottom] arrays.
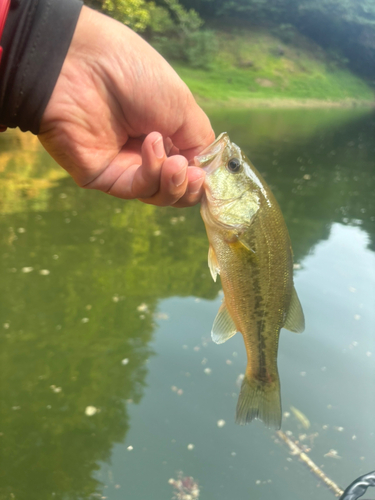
[[169, 92, 215, 161]]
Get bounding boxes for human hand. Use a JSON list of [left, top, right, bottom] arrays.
[[38, 6, 215, 207]]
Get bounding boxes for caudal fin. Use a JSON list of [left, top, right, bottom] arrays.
[[236, 374, 282, 429]]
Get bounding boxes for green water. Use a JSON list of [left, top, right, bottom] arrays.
[[0, 108, 374, 500]]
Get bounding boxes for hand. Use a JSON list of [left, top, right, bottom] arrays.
[[38, 6, 215, 207]]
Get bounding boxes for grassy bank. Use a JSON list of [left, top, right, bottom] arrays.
[[170, 27, 375, 107]]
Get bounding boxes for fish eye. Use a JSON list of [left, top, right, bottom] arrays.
[[227, 157, 241, 173]]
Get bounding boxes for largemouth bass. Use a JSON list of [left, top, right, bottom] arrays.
[[196, 132, 305, 429]]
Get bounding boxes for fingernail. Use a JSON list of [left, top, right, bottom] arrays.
[[188, 176, 204, 195], [172, 166, 187, 187], [153, 137, 164, 159]]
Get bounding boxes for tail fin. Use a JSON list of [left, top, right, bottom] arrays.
[[236, 374, 282, 429]]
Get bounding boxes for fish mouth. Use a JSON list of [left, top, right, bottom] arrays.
[[194, 132, 230, 174]]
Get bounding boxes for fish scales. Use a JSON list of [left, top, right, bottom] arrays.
[[196, 132, 304, 429]]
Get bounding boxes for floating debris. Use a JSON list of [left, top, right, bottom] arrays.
[[39, 269, 50, 276], [112, 295, 120, 302], [121, 358, 129, 365], [277, 430, 343, 496], [187, 444, 195, 450], [3, 323, 9, 329], [226, 359, 232, 365], [155, 312, 169, 320], [50, 385, 62, 393], [17, 228, 26, 233], [217, 419, 226, 428], [137, 303, 149, 313], [22, 267, 33, 273], [127, 446, 133, 451], [354, 314, 361, 320], [293, 263, 301, 270], [324, 449, 341, 459], [169, 472, 199, 500], [81, 318, 89, 323], [290, 406, 310, 429], [204, 368, 212, 375], [201, 358, 208, 366], [236, 374, 245, 387], [153, 230, 161, 236], [85, 406, 98, 416], [366, 351, 372, 357]]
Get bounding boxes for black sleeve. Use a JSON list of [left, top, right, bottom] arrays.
[[0, 0, 83, 135]]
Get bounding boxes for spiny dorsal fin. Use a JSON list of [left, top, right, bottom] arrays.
[[284, 287, 305, 333], [211, 300, 237, 344], [208, 245, 220, 282]]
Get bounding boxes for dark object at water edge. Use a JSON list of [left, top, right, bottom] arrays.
[[340, 471, 375, 500]]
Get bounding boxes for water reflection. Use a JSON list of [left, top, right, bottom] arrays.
[[0, 109, 374, 499]]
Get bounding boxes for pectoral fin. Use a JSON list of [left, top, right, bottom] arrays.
[[208, 245, 220, 282], [211, 300, 237, 344], [238, 234, 256, 254], [284, 287, 305, 333]]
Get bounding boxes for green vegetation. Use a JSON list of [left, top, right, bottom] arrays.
[[179, 0, 375, 80], [83, 0, 375, 105], [172, 27, 375, 105]]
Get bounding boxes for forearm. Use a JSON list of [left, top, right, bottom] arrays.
[[0, 0, 83, 134]]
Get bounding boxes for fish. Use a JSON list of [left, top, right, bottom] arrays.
[[196, 132, 305, 429]]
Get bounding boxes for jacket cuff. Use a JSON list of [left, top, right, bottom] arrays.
[[0, 0, 83, 134]]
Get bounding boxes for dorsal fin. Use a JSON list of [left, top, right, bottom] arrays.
[[211, 300, 237, 344], [284, 287, 305, 333]]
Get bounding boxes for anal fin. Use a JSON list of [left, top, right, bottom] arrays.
[[211, 300, 237, 344], [284, 286, 305, 333]]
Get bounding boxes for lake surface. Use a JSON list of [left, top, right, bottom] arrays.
[[0, 108, 374, 500]]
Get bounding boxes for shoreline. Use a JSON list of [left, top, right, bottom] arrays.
[[196, 96, 375, 109]]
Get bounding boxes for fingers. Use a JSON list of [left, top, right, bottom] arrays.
[[130, 132, 166, 198], [83, 132, 206, 206], [170, 93, 216, 161], [138, 155, 188, 206], [171, 166, 205, 208], [135, 133, 206, 206]]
